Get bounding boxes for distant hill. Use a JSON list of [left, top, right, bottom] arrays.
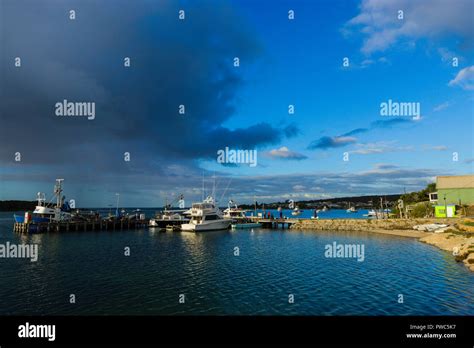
[[239, 194, 402, 210], [0, 201, 37, 212]]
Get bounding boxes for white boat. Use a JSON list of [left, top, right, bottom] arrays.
[[223, 200, 248, 221], [346, 206, 357, 213], [181, 196, 232, 232], [288, 200, 303, 216], [364, 209, 390, 219], [291, 206, 303, 216], [225, 200, 262, 229], [366, 209, 377, 217]]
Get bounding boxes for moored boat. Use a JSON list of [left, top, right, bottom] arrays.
[[224, 200, 262, 229], [223, 200, 248, 221], [181, 196, 231, 232], [149, 209, 189, 227], [13, 179, 72, 223], [346, 205, 357, 213], [291, 206, 303, 216]]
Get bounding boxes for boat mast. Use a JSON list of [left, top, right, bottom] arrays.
[[115, 193, 120, 217], [55, 179, 64, 208]]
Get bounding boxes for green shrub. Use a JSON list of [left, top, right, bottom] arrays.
[[409, 202, 434, 218]]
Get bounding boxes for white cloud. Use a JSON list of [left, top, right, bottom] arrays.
[[292, 185, 306, 191], [346, 0, 474, 55], [438, 47, 458, 62], [422, 145, 448, 151], [433, 102, 450, 112], [349, 141, 414, 155], [448, 66, 474, 90], [265, 146, 307, 160]]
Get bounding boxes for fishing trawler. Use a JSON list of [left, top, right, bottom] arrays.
[[181, 196, 232, 232], [149, 194, 189, 228], [149, 210, 190, 228], [13, 179, 73, 223]]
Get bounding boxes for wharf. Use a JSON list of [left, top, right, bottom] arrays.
[[249, 217, 297, 229], [13, 219, 148, 234]]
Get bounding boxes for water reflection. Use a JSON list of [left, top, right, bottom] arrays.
[[1, 211, 473, 315]]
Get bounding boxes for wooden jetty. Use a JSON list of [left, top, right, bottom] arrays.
[[13, 217, 298, 234], [249, 217, 297, 229], [13, 219, 148, 234]]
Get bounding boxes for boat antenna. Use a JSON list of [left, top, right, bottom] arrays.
[[202, 172, 204, 201], [211, 172, 217, 203], [211, 173, 216, 201], [218, 178, 232, 204], [254, 195, 256, 215]]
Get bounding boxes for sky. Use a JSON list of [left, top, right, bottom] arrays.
[[0, 0, 473, 207]]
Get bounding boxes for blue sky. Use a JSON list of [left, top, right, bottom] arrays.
[[0, 0, 473, 207]]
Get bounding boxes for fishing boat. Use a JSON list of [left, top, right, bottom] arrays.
[[122, 209, 146, 221], [149, 209, 189, 227], [13, 179, 73, 223], [149, 194, 189, 228], [181, 196, 232, 232]]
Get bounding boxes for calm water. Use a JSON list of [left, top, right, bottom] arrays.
[[1, 211, 473, 315], [251, 208, 371, 219]]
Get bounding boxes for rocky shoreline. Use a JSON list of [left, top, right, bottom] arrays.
[[290, 218, 474, 272]]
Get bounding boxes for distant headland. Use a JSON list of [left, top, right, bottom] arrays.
[[0, 201, 37, 212]]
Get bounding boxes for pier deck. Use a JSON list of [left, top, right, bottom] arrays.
[[249, 217, 297, 229], [13, 219, 148, 234]]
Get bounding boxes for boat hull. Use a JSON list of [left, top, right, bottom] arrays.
[[181, 219, 232, 232], [231, 223, 262, 229], [13, 214, 50, 223], [149, 218, 189, 228]]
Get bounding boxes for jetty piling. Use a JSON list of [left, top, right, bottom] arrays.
[[13, 219, 148, 234]]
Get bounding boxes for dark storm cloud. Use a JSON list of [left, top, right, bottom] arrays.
[[0, 0, 293, 175], [282, 123, 300, 137], [370, 118, 413, 129], [307, 136, 357, 150], [342, 118, 414, 137], [343, 128, 367, 136], [2, 162, 443, 206]]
